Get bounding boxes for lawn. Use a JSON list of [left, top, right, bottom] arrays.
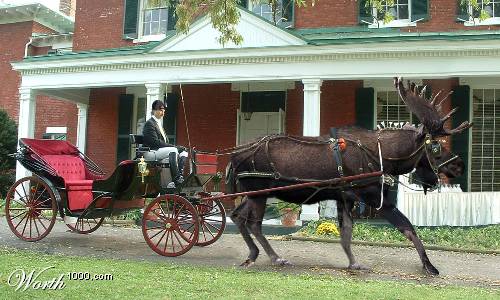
[[0, 248, 498, 300], [299, 220, 500, 251]]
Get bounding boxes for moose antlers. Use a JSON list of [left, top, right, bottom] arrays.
[[393, 77, 473, 136]]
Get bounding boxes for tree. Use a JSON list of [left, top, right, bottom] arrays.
[[0, 109, 17, 198], [174, 0, 318, 45]]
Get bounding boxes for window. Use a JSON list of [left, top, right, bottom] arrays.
[[142, 0, 169, 36], [123, 0, 177, 42], [470, 89, 500, 192], [248, 0, 294, 27], [359, 0, 428, 28], [463, 0, 500, 26], [376, 90, 412, 125]]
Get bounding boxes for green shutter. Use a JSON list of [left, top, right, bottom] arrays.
[[355, 87, 375, 129], [451, 85, 470, 192], [167, 1, 178, 31], [411, 0, 429, 22], [456, 0, 469, 22], [358, 0, 372, 25], [237, 0, 248, 9], [117, 94, 134, 164], [123, 0, 139, 39]]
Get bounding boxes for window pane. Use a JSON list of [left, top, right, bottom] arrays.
[[151, 21, 159, 34], [143, 22, 150, 35], [471, 88, 500, 192], [399, 4, 409, 19], [495, 2, 500, 17], [144, 10, 152, 23], [151, 9, 160, 21], [160, 8, 168, 21]]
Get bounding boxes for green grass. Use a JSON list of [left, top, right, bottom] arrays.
[[0, 248, 498, 300], [299, 220, 500, 251]]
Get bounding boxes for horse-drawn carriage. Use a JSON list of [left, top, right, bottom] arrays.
[[4, 137, 226, 257], [5, 78, 473, 275]]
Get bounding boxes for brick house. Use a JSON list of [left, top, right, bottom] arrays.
[[6, 0, 500, 223], [0, 2, 76, 143]]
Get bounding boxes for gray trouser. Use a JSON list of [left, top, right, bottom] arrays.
[[143, 147, 188, 188]]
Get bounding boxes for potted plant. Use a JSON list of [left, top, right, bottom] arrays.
[[276, 201, 301, 227]]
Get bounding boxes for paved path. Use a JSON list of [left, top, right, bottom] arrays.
[[1, 218, 499, 289]]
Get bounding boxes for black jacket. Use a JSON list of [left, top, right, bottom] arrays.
[[142, 117, 174, 150]]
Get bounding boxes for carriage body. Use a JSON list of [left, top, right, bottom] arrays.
[[5, 138, 226, 256]]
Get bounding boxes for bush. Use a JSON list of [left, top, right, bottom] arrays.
[[0, 109, 17, 198]]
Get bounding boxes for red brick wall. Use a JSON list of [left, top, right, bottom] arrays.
[[34, 95, 78, 144], [32, 22, 57, 35], [408, 0, 500, 32], [73, 0, 133, 51], [86, 88, 123, 173], [286, 82, 304, 136], [320, 80, 362, 135], [295, 0, 358, 28], [294, 0, 500, 31], [0, 22, 32, 120], [174, 84, 240, 172]]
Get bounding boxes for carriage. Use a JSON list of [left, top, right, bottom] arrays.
[[4, 137, 226, 257]]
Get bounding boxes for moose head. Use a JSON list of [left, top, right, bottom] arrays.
[[393, 77, 472, 192]]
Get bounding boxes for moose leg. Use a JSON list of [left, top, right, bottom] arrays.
[[337, 198, 368, 270], [381, 206, 439, 275], [246, 197, 291, 266], [230, 198, 260, 267]]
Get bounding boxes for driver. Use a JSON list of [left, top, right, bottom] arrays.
[[142, 100, 188, 187]]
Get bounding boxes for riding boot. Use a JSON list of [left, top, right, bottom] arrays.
[[175, 156, 188, 184]]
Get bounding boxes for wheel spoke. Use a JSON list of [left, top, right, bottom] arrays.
[[32, 215, 41, 238], [10, 210, 28, 221], [172, 230, 187, 250], [173, 204, 186, 219], [154, 229, 168, 247], [202, 222, 216, 238], [14, 212, 29, 230], [205, 221, 221, 232], [14, 189, 28, 204], [163, 231, 171, 253], [35, 216, 48, 231]]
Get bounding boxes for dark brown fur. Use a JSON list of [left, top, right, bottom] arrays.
[[228, 78, 471, 275]]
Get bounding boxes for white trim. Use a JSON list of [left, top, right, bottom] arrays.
[[76, 103, 88, 153], [46, 126, 67, 134], [464, 17, 500, 26], [150, 7, 305, 52]]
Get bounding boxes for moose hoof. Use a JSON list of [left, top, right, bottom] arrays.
[[348, 263, 369, 271], [423, 264, 439, 276], [239, 259, 255, 268], [272, 258, 292, 266]]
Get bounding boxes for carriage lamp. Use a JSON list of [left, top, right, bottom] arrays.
[[138, 157, 149, 183]]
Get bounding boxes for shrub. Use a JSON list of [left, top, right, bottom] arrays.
[[0, 109, 17, 198]]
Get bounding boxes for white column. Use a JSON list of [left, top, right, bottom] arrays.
[[76, 103, 88, 154], [145, 82, 165, 121], [15, 87, 37, 181], [300, 79, 322, 221]]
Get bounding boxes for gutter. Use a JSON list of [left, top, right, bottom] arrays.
[[24, 37, 33, 58]]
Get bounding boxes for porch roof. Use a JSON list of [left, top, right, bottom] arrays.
[[20, 28, 500, 63]]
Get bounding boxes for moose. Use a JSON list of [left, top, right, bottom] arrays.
[[226, 77, 472, 275]]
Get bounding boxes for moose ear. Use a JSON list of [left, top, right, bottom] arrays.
[[394, 77, 473, 136]]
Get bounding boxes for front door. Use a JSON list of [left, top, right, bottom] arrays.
[[237, 91, 286, 145]]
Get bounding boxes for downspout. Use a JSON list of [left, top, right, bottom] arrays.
[[24, 37, 33, 58]]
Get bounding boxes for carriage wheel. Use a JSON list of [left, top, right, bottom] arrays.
[[195, 194, 226, 247], [142, 195, 199, 257], [5, 176, 57, 242], [65, 217, 105, 234]]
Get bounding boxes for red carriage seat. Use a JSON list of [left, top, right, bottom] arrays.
[[42, 155, 94, 211]]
